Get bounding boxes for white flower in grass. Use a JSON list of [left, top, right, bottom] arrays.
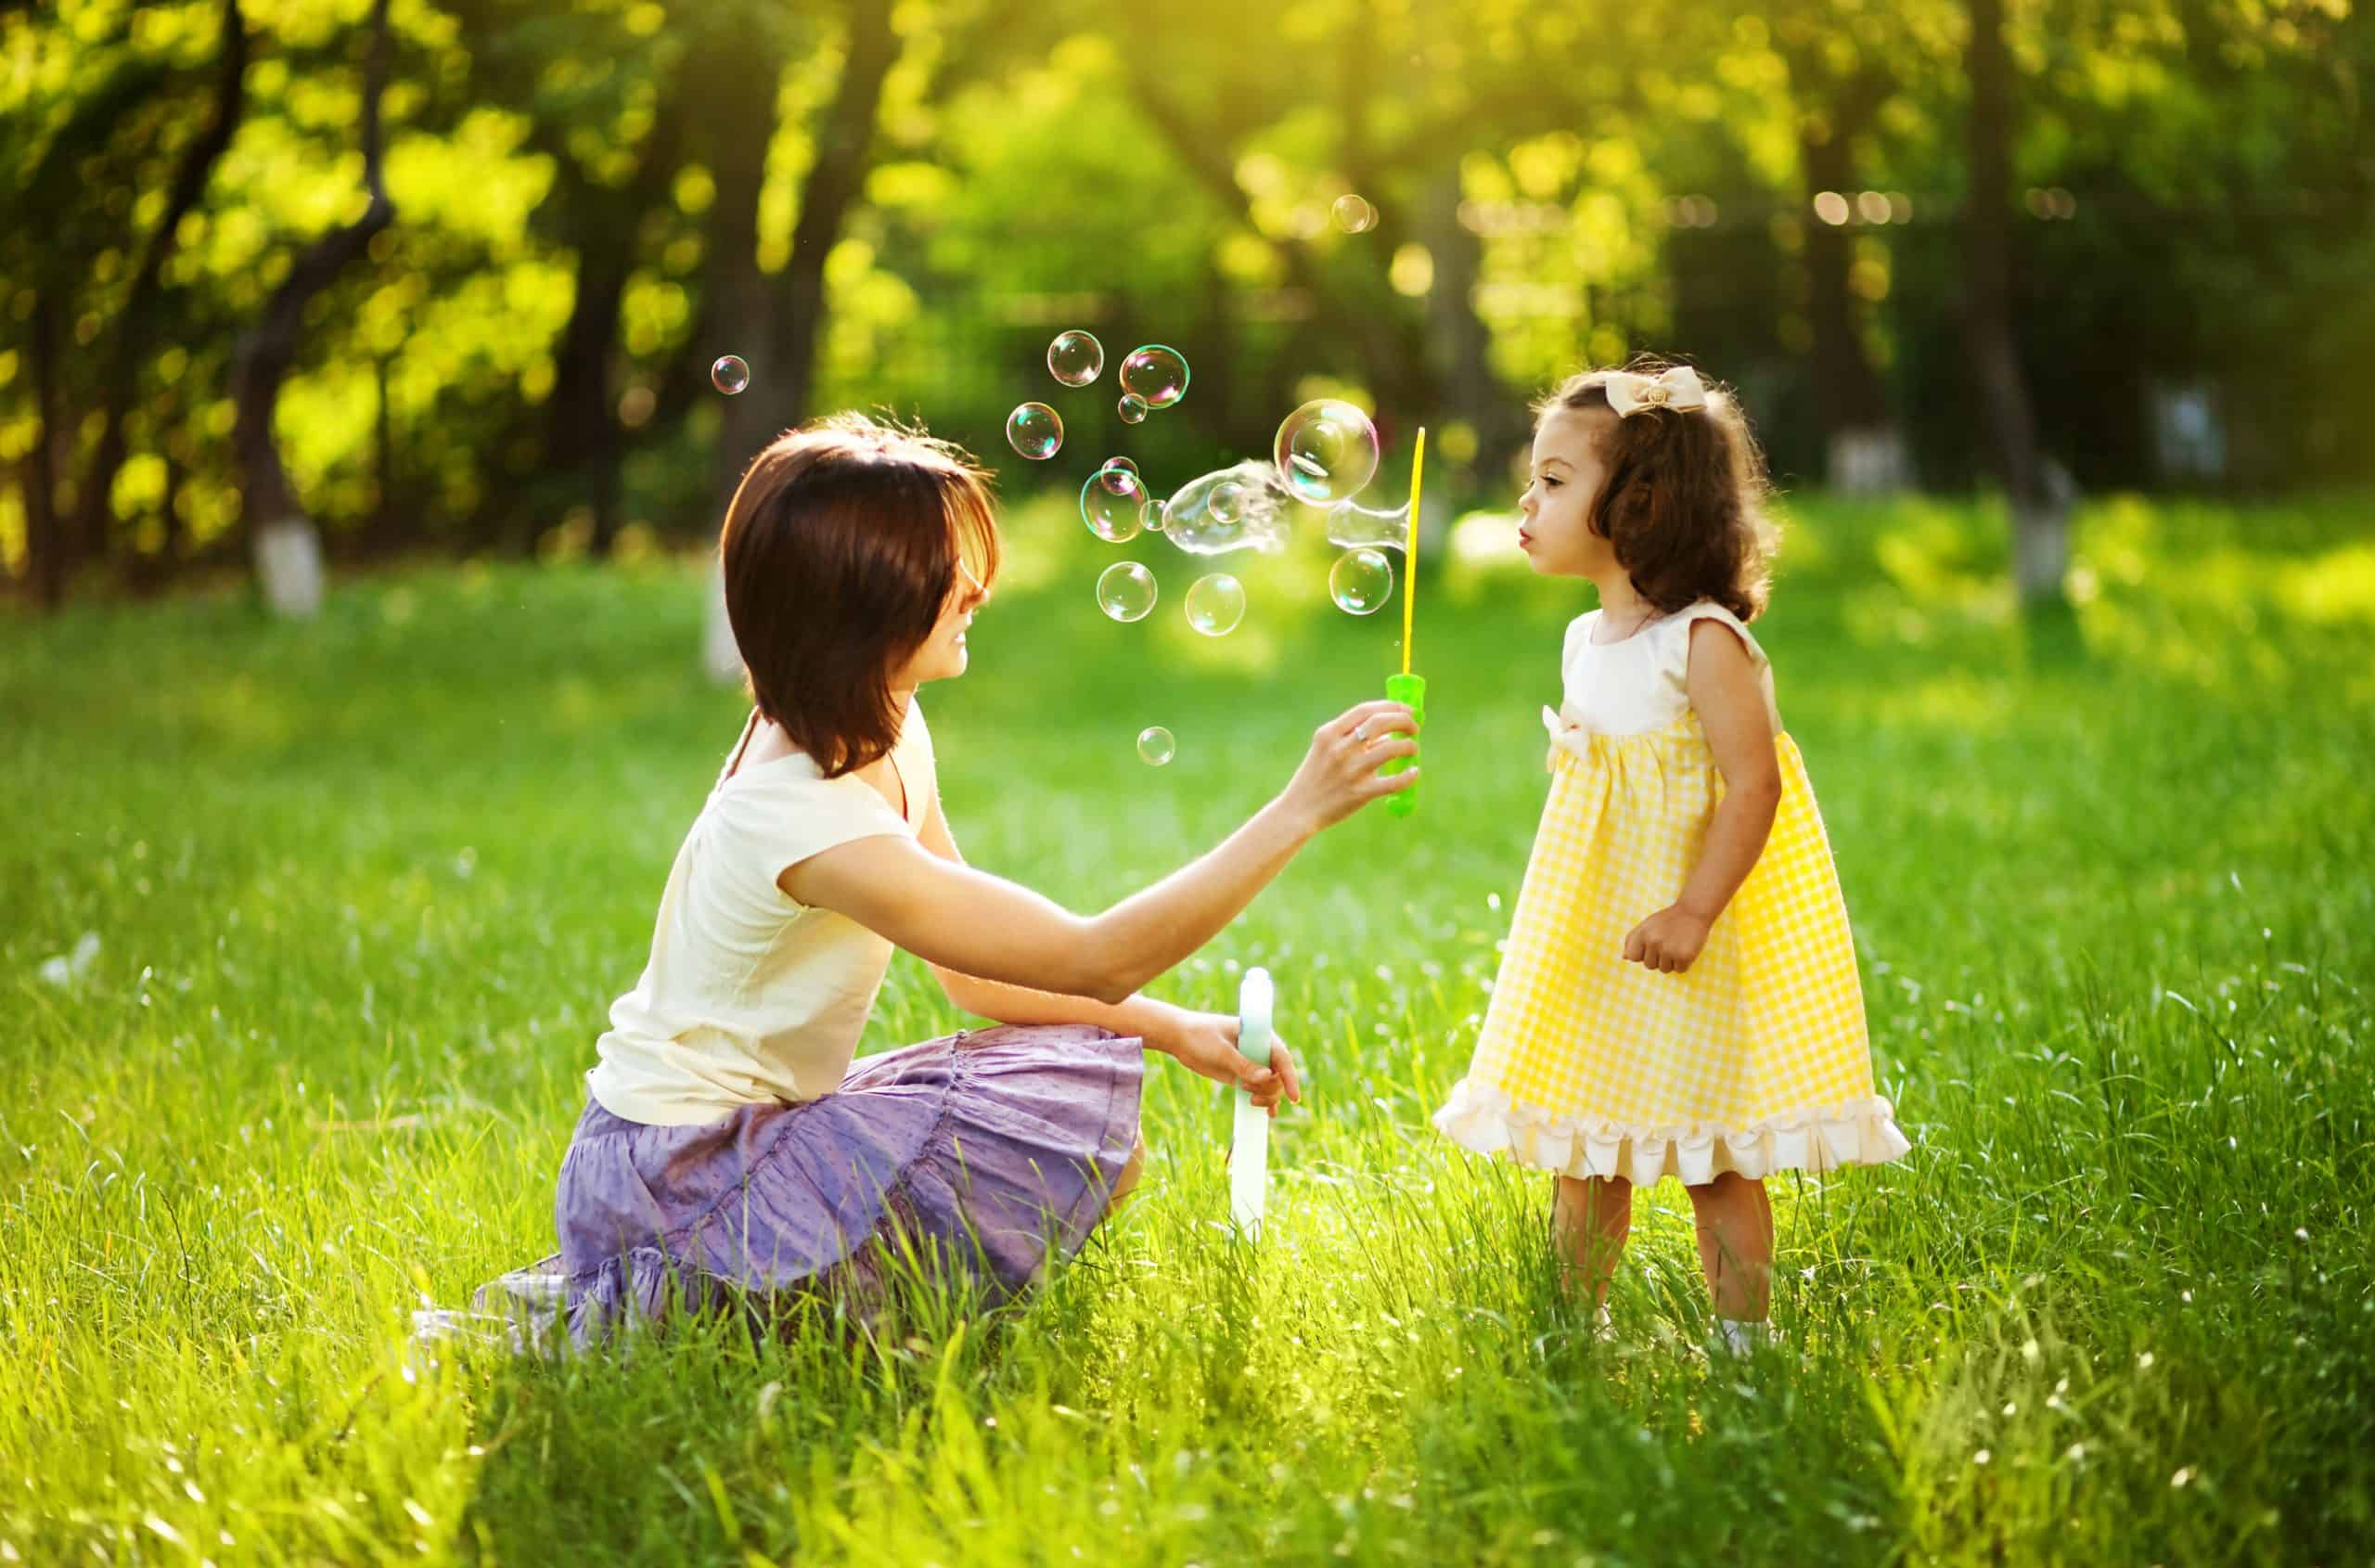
[[36, 932, 101, 987], [2171, 1466, 2196, 1488]]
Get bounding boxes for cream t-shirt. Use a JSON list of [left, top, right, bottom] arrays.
[[584, 700, 936, 1126]]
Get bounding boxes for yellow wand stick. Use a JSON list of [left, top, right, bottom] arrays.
[[1383, 429, 1425, 817]]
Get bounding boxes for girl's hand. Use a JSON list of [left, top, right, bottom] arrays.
[[1156, 1009, 1303, 1117], [1278, 700, 1419, 832], [1624, 906, 1712, 973]]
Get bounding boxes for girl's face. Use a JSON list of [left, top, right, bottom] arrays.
[[892, 562, 989, 688], [1519, 405, 1615, 579]]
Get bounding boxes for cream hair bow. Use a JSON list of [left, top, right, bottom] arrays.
[[1603, 365, 1708, 417]]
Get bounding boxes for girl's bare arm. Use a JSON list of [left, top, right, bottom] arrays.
[[1674, 620, 1783, 919], [1624, 622, 1783, 971]]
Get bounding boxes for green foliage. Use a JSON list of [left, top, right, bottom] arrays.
[[2, 493, 2371, 1560], [0, 0, 2369, 588]]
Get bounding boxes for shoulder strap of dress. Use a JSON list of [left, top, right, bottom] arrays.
[[1670, 601, 1768, 671]]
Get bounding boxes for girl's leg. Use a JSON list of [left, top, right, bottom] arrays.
[[1684, 1171, 1774, 1320], [1104, 1131, 1149, 1218], [1551, 1175, 1633, 1304]]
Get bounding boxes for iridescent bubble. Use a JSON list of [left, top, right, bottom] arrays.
[[1140, 497, 1168, 533], [1118, 344, 1190, 409], [1118, 393, 1149, 424], [1325, 495, 1411, 548], [1097, 561, 1158, 623], [1047, 330, 1104, 387], [1007, 402, 1063, 460], [1097, 456, 1141, 495], [1332, 194, 1378, 234], [1329, 547, 1394, 615], [712, 355, 751, 395], [1275, 399, 1380, 504], [1162, 462, 1294, 556], [1185, 573, 1246, 636], [1137, 726, 1176, 766], [1081, 468, 1145, 542]]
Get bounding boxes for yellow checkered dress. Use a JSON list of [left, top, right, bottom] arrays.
[[1434, 602, 1909, 1188]]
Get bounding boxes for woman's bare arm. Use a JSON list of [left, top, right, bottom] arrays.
[[782, 700, 1419, 1004], [909, 787, 1175, 1030]]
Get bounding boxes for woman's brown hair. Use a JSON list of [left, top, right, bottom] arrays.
[[719, 412, 1000, 778], [1536, 357, 1778, 622]]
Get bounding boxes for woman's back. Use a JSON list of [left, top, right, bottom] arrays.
[[586, 702, 936, 1125]]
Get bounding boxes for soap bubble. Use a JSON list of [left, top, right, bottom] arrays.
[[1275, 399, 1380, 504], [1325, 495, 1411, 548], [1329, 547, 1394, 615], [1137, 726, 1176, 766], [1007, 403, 1063, 460], [1097, 456, 1141, 494], [1162, 462, 1294, 556], [1185, 573, 1246, 636], [1332, 194, 1378, 233], [1118, 344, 1190, 409], [1097, 561, 1158, 623], [1118, 393, 1149, 424], [1081, 468, 1145, 542], [1047, 330, 1104, 387], [1140, 497, 1168, 533], [712, 355, 751, 395]]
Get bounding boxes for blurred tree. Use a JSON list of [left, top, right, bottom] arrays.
[[1764, 0, 1932, 491], [232, 0, 395, 617], [80, 0, 249, 585], [1, 0, 2365, 611]]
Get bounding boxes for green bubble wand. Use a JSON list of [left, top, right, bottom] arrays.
[[1382, 428, 1426, 816]]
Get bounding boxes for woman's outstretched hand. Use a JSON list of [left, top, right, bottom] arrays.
[[1158, 1009, 1303, 1117], [1279, 700, 1420, 831]]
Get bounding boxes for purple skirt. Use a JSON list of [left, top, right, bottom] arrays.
[[448, 1024, 1142, 1349]]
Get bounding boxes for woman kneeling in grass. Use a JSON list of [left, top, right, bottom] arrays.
[[482, 414, 1417, 1344]]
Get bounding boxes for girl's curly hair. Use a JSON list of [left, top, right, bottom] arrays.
[[1536, 357, 1778, 623]]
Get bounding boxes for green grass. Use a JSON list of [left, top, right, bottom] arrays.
[[4, 489, 2371, 1564]]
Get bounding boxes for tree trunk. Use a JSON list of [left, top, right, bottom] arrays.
[[1964, 0, 2068, 599], [82, 0, 248, 562], [25, 290, 69, 610], [770, 0, 900, 436], [231, 0, 393, 617], [1419, 163, 1525, 479], [688, 29, 786, 682], [1800, 117, 1908, 494], [543, 96, 685, 555], [703, 0, 902, 684]]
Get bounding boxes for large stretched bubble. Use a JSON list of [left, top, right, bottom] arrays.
[[1162, 461, 1294, 556]]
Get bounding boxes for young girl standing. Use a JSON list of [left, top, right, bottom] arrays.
[[1433, 362, 1909, 1353]]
